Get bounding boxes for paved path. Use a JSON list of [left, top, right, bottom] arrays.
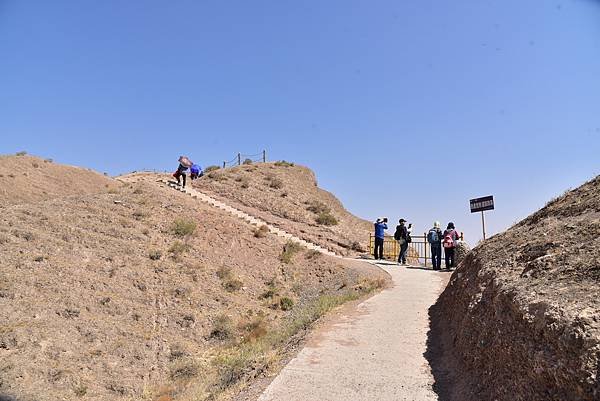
[[258, 263, 448, 401]]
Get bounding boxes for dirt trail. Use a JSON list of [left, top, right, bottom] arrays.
[[258, 262, 450, 401]]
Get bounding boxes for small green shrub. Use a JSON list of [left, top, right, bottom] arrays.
[[15, 151, 27, 156], [316, 212, 338, 226], [204, 165, 220, 173], [210, 314, 234, 340], [280, 297, 294, 311], [274, 160, 294, 167], [280, 241, 304, 264], [148, 250, 162, 260], [243, 159, 253, 165], [171, 219, 196, 237]]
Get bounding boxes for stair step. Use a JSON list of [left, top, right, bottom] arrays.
[[162, 181, 338, 258]]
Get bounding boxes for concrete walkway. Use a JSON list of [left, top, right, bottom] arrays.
[[258, 262, 448, 401]]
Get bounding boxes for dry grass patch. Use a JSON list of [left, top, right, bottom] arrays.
[[168, 241, 190, 256], [204, 165, 220, 173], [171, 218, 196, 237], [274, 160, 294, 167], [316, 212, 338, 226], [280, 241, 304, 264], [253, 225, 269, 238], [210, 314, 234, 341]]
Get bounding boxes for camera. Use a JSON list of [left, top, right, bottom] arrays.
[[383, 218, 388, 223]]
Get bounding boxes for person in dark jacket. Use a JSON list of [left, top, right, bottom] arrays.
[[373, 218, 388, 260], [427, 221, 443, 270], [173, 163, 189, 187], [443, 222, 460, 269], [394, 219, 409, 265]]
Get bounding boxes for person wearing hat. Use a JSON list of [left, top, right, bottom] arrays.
[[427, 221, 443, 270], [373, 218, 388, 260], [394, 219, 409, 265]]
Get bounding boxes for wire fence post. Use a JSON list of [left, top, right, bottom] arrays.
[[222, 161, 226, 169], [262, 150, 266, 163], [237, 153, 241, 166]]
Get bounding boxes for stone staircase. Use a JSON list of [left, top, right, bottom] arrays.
[[160, 180, 338, 257]]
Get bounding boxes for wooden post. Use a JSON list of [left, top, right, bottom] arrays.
[[262, 150, 266, 163], [237, 153, 241, 166], [222, 161, 226, 169]]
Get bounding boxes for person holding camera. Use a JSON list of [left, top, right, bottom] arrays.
[[394, 219, 411, 265], [373, 218, 388, 260]]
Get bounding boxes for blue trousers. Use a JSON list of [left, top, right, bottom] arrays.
[[431, 244, 442, 270]]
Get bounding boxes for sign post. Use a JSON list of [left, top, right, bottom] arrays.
[[470, 195, 494, 240]]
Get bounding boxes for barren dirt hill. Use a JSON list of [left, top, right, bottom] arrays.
[[193, 162, 372, 256], [431, 175, 600, 401], [0, 161, 386, 401], [0, 154, 117, 206]]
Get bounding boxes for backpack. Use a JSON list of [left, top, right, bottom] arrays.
[[190, 164, 201, 175], [443, 230, 455, 249], [427, 229, 439, 244]]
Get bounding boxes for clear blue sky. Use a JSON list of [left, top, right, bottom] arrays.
[[1, 0, 599, 244]]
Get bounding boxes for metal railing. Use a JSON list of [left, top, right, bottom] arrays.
[[368, 232, 464, 267], [222, 150, 267, 168]]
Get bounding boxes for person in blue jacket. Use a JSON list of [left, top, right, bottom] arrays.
[[373, 218, 388, 260]]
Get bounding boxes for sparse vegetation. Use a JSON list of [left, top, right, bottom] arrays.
[[204, 165, 220, 173], [223, 277, 243, 292], [240, 177, 250, 189], [268, 177, 283, 189], [216, 265, 232, 280], [73, 384, 87, 397], [305, 249, 322, 260], [210, 314, 234, 340], [280, 241, 304, 264], [239, 316, 268, 342], [44, 158, 53, 163], [170, 359, 199, 380], [32, 162, 39, 168], [253, 225, 269, 238], [208, 171, 227, 181], [316, 212, 338, 226], [171, 218, 196, 237], [133, 210, 148, 220], [243, 158, 253, 165], [306, 200, 330, 214], [168, 241, 189, 256], [15, 151, 27, 156], [211, 282, 384, 394], [280, 297, 294, 311], [148, 250, 162, 260], [274, 160, 294, 167]]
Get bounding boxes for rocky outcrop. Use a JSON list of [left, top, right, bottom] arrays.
[[431, 176, 600, 400]]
